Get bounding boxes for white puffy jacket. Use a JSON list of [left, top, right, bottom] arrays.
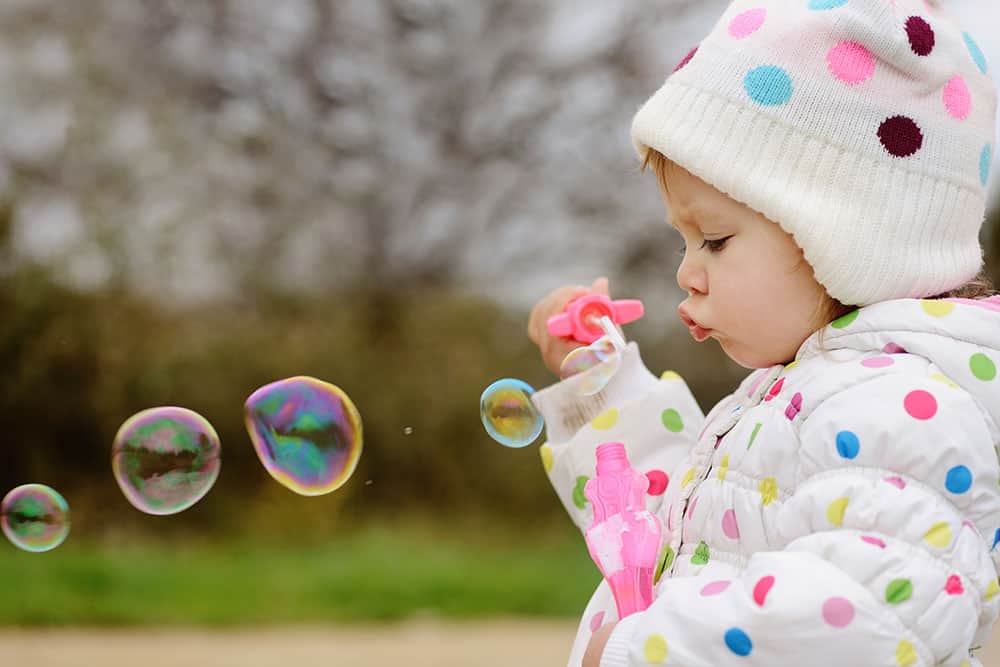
[[533, 297, 1000, 667]]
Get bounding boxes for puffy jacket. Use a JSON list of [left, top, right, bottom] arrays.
[[533, 296, 1000, 667]]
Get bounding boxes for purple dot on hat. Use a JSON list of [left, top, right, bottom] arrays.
[[906, 16, 935, 56], [861, 535, 887, 548], [822, 597, 855, 628], [729, 8, 767, 39], [673, 46, 698, 74], [878, 116, 923, 158], [744, 65, 793, 106], [943, 75, 971, 120], [827, 41, 875, 85], [883, 342, 907, 354]]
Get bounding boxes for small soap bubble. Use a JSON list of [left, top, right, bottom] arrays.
[[559, 336, 621, 396], [112, 407, 222, 515], [2, 484, 70, 553], [480, 378, 544, 448], [244, 376, 363, 496]]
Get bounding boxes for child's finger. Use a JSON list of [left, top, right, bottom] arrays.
[[590, 276, 610, 296]]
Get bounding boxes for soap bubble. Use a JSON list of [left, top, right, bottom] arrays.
[[112, 407, 222, 515], [559, 336, 621, 396], [480, 378, 544, 448], [244, 376, 363, 496], [1, 484, 70, 552]]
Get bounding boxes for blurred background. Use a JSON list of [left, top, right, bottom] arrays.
[[0, 1, 997, 665]]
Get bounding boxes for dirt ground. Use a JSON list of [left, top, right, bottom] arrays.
[[1, 620, 998, 666]]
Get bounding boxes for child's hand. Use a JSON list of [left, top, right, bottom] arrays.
[[583, 621, 617, 667], [528, 277, 610, 376]]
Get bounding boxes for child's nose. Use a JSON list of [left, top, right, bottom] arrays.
[[676, 253, 708, 295]]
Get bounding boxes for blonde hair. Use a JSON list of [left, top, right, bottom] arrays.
[[641, 149, 998, 350]]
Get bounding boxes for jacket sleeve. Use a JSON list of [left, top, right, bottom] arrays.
[[599, 372, 1000, 667], [531, 342, 711, 536]]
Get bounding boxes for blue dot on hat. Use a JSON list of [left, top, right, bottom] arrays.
[[836, 431, 860, 459], [744, 66, 793, 106], [809, 0, 848, 9], [725, 628, 753, 656], [945, 465, 973, 494], [993, 528, 1000, 550], [982, 144, 993, 187], [964, 32, 988, 74]]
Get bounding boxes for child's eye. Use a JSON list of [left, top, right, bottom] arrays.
[[675, 236, 732, 256]]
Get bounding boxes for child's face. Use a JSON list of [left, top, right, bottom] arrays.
[[660, 161, 827, 369]]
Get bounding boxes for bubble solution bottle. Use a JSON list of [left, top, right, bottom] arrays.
[[584, 442, 662, 618]]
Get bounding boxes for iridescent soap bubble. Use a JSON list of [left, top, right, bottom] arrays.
[[559, 336, 622, 396], [480, 378, 544, 448], [111, 407, 222, 515], [1, 484, 70, 553], [244, 376, 363, 496]]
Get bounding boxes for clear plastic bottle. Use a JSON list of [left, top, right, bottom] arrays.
[[583, 442, 662, 618]]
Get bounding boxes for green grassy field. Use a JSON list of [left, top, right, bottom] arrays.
[[0, 522, 600, 626]]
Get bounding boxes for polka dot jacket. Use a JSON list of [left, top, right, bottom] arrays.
[[532, 297, 1000, 666]]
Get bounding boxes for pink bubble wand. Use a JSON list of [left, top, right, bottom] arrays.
[[546, 294, 643, 345], [584, 442, 662, 618]]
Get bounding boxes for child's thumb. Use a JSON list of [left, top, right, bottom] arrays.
[[591, 276, 610, 296]]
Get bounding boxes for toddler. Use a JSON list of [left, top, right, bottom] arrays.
[[528, 1, 1000, 665]]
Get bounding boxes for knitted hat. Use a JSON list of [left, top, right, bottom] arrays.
[[631, 0, 997, 306]]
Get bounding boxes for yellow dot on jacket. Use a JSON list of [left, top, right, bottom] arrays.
[[784, 360, 799, 371], [827, 498, 849, 526], [985, 578, 999, 601], [923, 522, 952, 548], [921, 300, 955, 318], [930, 373, 958, 388], [591, 408, 618, 430], [717, 455, 729, 482], [896, 639, 916, 666], [643, 634, 668, 663], [660, 370, 682, 381], [759, 478, 778, 506], [539, 445, 553, 473], [681, 467, 696, 488]]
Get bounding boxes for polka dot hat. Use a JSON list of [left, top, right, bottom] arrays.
[[631, 0, 998, 306]]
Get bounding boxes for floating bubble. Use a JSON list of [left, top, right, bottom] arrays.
[[112, 407, 222, 515], [559, 336, 622, 396], [244, 376, 363, 496], [1, 484, 70, 553], [480, 378, 544, 448]]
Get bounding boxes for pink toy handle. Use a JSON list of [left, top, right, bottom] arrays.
[[546, 295, 645, 344]]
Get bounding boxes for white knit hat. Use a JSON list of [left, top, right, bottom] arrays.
[[631, 0, 997, 306]]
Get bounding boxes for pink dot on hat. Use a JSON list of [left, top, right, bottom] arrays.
[[673, 46, 698, 74], [943, 75, 971, 120], [729, 8, 767, 39], [827, 41, 875, 85]]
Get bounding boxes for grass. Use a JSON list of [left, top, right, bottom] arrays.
[[0, 521, 601, 626]]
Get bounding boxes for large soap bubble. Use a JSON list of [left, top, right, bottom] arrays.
[[244, 376, 363, 496], [480, 378, 544, 448], [112, 407, 222, 515]]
